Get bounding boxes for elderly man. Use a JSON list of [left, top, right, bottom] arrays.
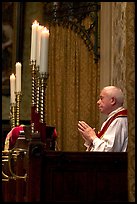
[[78, 86, 128, 152]]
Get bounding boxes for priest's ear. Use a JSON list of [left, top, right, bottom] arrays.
[[111, 97, 116, 105]]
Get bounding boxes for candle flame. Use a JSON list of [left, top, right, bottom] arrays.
[[42, 27, 49, 34], [10, 73, 15, 78], [33, 20, 39, 25]]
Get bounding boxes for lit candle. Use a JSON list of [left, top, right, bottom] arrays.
[[39, 27, 49, 74], [30, 20, 39, 62], [10, 73, 16, 103], [16, 62, 22, 92], [36, 25, 44, 67]]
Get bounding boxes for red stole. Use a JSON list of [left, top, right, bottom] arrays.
[[97, 109, 127, 139]]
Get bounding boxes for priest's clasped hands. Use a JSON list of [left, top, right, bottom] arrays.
[[78, 121, 97, 143]]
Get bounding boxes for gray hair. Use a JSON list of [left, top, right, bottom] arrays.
[[103, 86, 124, 106]]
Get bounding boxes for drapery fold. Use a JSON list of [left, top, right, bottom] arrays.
[[45, 21, 99, 151]]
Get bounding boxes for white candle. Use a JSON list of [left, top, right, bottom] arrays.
[[16, 62, 22, 92], [36, 25, 44, 67], [39, 27, 49, 74], [30, 20, 39, 62], [10, 73, 16, 103]]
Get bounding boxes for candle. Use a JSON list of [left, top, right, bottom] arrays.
[[10, 73, 16, 103], [39, 27, 49, 74], [16, 62, 22, 92], [30, 20, 39, 62], [36, 25, 44, 67]]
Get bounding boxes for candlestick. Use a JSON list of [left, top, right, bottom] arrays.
[[30, 60, 36, 106], [36, 66, 40, 113], [16, 92, 22, 126], [16, 62, 22, 92], [39, 73, 49, 143], [30, 20, 39, 63], [34, 66, 40, 132], [39, 27, 49, 74], [39, 73, 49, 123], [30, 60, 37, 133], [10, 103, 16, 129], [10, 74, 16, 104]]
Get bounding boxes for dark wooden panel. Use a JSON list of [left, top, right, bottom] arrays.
[[39, 152, 128, 202], [3, 148, 128, 202]]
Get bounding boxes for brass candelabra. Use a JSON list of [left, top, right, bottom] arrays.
[[30, 59, 49, 143]]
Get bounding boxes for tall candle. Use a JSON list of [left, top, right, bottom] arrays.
[[16, 62, 22, 92], [10, 73, 16, 103], [36, 25, 44, 67], [30, 20, 39, 62], [39, 27, 49, 74]]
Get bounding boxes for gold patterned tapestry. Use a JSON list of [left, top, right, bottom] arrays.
[[45, 23, 100, 151]]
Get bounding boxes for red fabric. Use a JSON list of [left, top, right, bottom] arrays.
[[9, 125, 24, 148], [7, 124, 57, 149], [6, 124, 57, 149], [53, 128, 57, 138]]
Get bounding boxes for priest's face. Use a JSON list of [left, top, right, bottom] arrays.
[[97, 89, 114, 115]]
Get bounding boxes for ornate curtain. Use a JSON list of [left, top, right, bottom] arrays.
[[44, 2, 100, 151]]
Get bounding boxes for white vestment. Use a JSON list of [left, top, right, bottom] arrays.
[[84, 107, 128, 152]]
